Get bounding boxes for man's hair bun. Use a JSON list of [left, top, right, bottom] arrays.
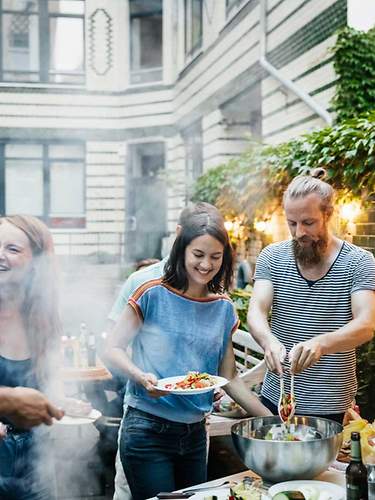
[[310, 167, 327, 180]]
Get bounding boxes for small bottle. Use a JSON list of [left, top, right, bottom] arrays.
[[64, 334, 74, 367], [346, 431, 368, 500], [87, 331, 96, 367], [368, 464, 375, 500], [79, 322, 88, 367]]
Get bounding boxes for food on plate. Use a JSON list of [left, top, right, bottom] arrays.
[[230, 477, 263, 500], [272, 492, 306, 500], [212, 396, 248, 418], [164, 372, 216, 390], [272, 486, 334, 500], [279, 393, 296, 422], [62, 398, 93, 417], [338, 415, 375, 464]]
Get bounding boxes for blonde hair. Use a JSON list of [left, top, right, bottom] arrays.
[[283, 168, 335, 216], [0, 215, 61, 384]]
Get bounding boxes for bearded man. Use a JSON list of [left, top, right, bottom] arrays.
[[248, 168, 375, 422]]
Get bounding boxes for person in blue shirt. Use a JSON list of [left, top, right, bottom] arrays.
[[106, 210, 271, 500], [108, 202, 225, 500]]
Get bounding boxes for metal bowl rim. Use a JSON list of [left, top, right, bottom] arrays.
[[231, 415, 343, 442]]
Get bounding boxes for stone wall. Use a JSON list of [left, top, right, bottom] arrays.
[[353, 201, 375, 256]]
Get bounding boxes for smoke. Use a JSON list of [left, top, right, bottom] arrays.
[[0, 254, 122, 498], [46, 256, 122, 497]]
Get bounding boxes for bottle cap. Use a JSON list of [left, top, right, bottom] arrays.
[[351, 431, 360, 440]]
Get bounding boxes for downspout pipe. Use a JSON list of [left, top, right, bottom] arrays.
[[259, 0, 332, 126]]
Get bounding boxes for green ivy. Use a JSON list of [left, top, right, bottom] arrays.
[[331, 27, 375, 121], [229, 288, 252, 332], [192, 112, 375, 222]]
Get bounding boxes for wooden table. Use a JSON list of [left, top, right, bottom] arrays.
[[61, 358, 112, 382], [147, 467, 346, 499], [147, 470, 260, 499]]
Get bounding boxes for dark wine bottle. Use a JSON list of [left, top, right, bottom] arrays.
[[346, 431, 368, 500]]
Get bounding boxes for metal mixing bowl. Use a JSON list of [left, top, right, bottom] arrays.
[[232, 415, 343, 483]]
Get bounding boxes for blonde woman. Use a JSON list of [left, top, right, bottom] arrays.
[[0, 215, 62, 500]]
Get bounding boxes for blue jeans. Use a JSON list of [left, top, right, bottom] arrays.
[[120, 407, 207, 500], [0, 431, 56, 500]]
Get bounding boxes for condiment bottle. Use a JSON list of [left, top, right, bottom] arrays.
[[87, 331, 96, 367], [64, 334, 74, 367], [346, 431, 368, 500], [79, 322, 88, 367], [368, 463, 375, 500]]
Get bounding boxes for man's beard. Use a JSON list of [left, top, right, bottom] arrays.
[[293, 233, 328, 266]]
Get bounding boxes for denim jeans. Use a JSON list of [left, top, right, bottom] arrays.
[[120, 407, 207, 500], [0, 431, 56, 500]]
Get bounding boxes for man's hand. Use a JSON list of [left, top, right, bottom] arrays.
[[1, 387, 64, 429], [263, 336, 286, 375], [289, 339, 323, 373]]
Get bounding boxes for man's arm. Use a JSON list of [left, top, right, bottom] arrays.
[[289, 290, 375, 373], [247, 279, 285, 374], [0, 387, 64, 429]]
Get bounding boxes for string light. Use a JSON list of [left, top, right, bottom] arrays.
[[340, 201, 361, 222]]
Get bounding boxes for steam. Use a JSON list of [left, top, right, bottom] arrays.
[[0, 255, 121, 498]]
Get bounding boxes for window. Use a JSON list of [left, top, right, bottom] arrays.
[[0, 142, 85, 228], [184, 0, 202, 57], [0, 0, 84, 84], [129, 0, 163, 85]]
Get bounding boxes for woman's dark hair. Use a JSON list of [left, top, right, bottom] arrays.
[[163, 212, 233, 294]]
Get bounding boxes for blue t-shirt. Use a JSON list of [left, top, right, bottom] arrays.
[[125, 279, 239, 423]]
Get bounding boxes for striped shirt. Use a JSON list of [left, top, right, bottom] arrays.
[[254, 240, 375, 415]]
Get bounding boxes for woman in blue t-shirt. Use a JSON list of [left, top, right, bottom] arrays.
[[107, 210, 271, 500], [0, 215, 61, 500]]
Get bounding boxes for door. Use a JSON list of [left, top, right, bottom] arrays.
[[125, 142, 167, 263]]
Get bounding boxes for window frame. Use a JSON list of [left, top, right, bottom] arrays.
[[129, 0, 163, 86], [0, 0, 85, 85], [0, 140, 86, 229], [184, 0, 203, 59]]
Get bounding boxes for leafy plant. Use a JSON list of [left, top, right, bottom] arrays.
[[331, 27, 375, 121], [192, 112, 375, 225], [356, 339, 375, 420], [229, 288, 252, 331]]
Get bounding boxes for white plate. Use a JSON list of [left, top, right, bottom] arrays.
[[55, 409, 102, 426], [188, 487, 269, 499], [157, 375, 228, 395], [268, 480, 345, 499]]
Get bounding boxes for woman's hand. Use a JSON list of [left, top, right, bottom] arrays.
[[0, 422, 7, 439], [138, 372, 169, 398]]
